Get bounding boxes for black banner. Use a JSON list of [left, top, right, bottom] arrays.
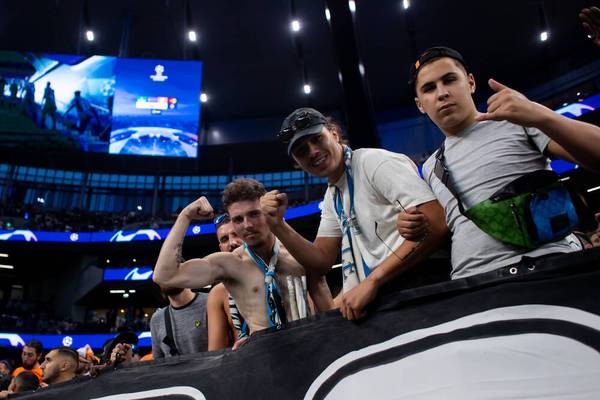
[[19, 248, 600, 399]]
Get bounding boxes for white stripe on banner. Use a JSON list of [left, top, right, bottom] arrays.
[[304, 304, 600, 400], [90, 386, 206, 400], [324, 334, 600, 399]]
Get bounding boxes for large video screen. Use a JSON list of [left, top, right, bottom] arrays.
[[0, 51, 202, 158]]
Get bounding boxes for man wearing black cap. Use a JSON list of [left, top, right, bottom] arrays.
[[398, 46, 600, 279], [261, 109, 448, 320]]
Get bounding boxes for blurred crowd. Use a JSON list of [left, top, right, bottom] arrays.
[[0, 203, 172, 232], [0, 199, 313, 233], [0, 300, 150, 335]]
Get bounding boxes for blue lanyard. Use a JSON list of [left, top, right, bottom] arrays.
[[332, 146, 371, 278], [333, 146, 355, 228], [243, 242, 286, 327]]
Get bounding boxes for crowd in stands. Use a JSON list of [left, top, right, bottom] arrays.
[[0, 300, 150, 335], [0, 203, 173, 233], [0, 199, 314, 233], [0, 334, 157, 398]]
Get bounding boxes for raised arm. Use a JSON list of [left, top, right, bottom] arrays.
[[153, 197, 227, 289], [475, 79, 600, 172], [261, 190, 340, 276]]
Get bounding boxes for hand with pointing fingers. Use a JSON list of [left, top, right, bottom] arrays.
[[474, 79, 551, 128]]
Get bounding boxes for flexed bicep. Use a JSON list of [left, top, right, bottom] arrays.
[[162, 253, 232, 289]]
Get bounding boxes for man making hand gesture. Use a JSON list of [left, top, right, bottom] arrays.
[[398, 46, 600, 279]]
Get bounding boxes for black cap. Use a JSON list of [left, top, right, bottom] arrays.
[[408, 46, 468, 94], [278, 107, 327, 155]]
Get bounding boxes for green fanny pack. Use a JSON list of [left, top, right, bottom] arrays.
[[463, 171, 578, 249], [434, 143, 584, 250]]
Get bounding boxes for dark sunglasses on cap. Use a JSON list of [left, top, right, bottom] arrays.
[[277, 111, 327, 143], [213, 213, 230, 226]]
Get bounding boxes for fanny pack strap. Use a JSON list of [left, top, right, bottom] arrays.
[[433, 126, 534, 213], [433, 141, 467, 214]]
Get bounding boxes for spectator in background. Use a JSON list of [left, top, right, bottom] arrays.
[[580, 6, 600, 47], [40, 347, 78, 385], [0, 361, 12, 393], [0, 361, 12, 380], [581, 213, 600, 249], [76, 344, 98, 376], [150, 285, 209, 358], [0, 371, 40, 398], [207, 213, 245, 351], [12, 340, 43, 383]]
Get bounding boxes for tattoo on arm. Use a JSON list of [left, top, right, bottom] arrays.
[[375, 221, 427, 264], [388, 234, 426, 264], [174, 241, 185, 265]]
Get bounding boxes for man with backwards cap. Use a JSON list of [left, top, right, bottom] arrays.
[[261, 109, 448, 320], [397, 46, 600, 279]]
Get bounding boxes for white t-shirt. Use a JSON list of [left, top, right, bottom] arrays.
[[317, 148, 436, 272]]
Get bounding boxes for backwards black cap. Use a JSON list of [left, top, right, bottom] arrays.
[[408, 46, 468, 94]]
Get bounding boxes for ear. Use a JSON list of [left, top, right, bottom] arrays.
[[467, 73, 476, 94], [328, 126, 341, 144], [415, 97, 425, 114]]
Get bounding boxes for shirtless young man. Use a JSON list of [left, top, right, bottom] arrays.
[[154, 178, 332, 335]]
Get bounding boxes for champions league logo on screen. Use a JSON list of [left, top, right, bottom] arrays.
[[150, 64, 169, 82], [0, 52, 201, 158], [109, 58, 202, 158]]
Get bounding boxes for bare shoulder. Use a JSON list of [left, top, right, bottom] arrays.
[[208, 282, 229, 304], [209, 282, 228, 297]]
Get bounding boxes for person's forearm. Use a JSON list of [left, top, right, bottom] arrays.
[[535, 107, 600, 172], [366, 226, 446, 290], [307, 275, 334, 312], [153, 214, 191, 285], [271, 221, 334, 275]]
